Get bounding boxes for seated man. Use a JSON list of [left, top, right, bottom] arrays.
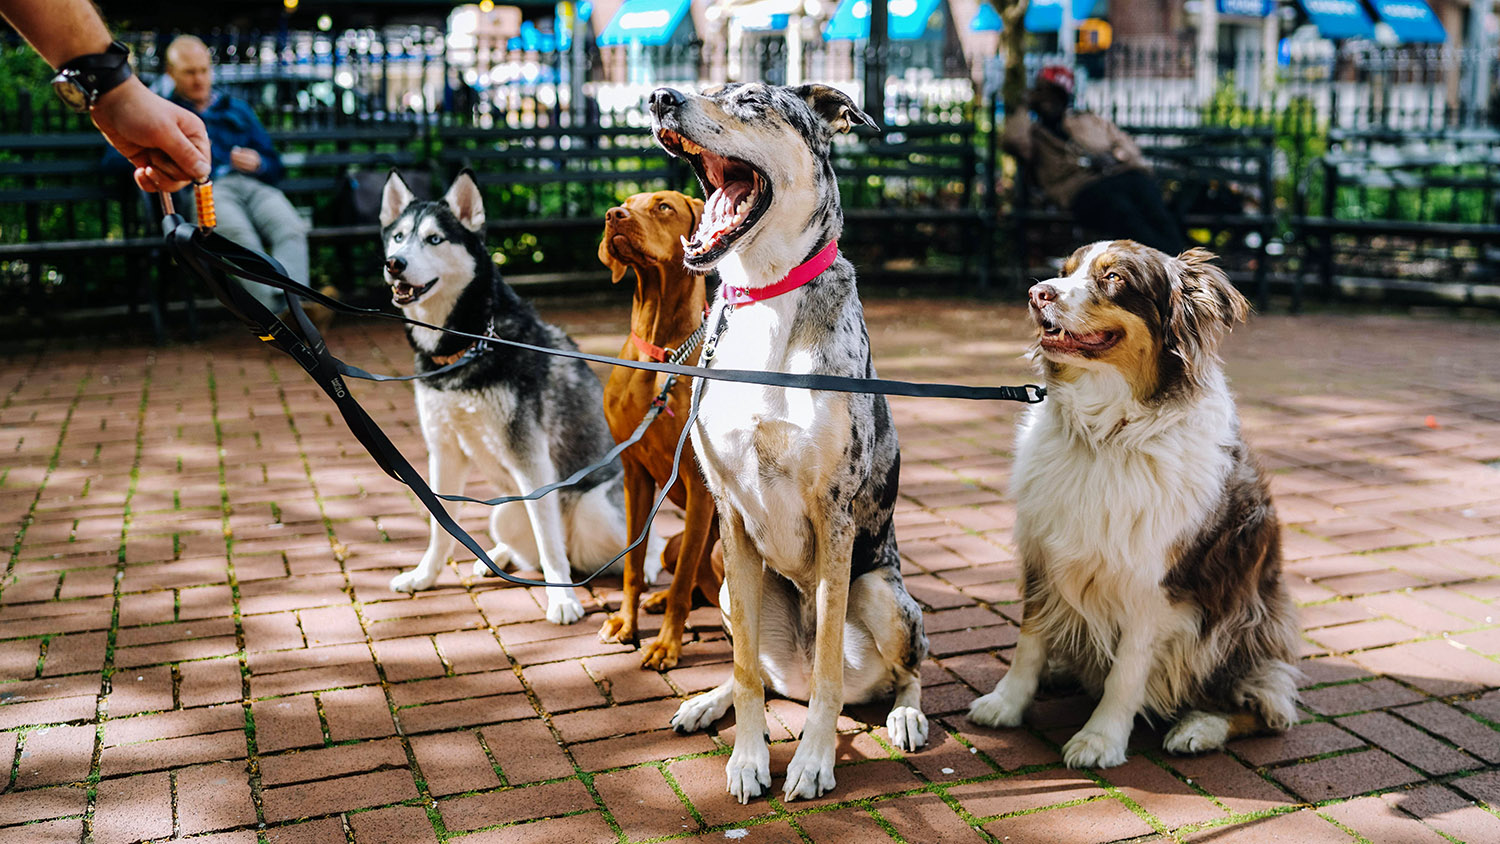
[[1005, 65, 1184, 255], [159, 35, 315, 315]]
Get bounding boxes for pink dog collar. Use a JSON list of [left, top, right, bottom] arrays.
[[721, 240, 838, 308]]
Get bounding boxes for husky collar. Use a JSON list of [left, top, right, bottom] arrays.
[[721, 240, 837, 309], [430, 326, 497, 366]]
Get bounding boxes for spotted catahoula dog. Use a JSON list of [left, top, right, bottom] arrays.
[[648, 83, 929, 804]]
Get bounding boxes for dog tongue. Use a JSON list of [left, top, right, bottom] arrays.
[[696, 180, 753, 246]]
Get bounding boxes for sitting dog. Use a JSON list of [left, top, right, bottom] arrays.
[[380, 170, 658, 624], [596, 190, 724, 670], [968, 241, 1299, 768], [650, 84, 930, 804]]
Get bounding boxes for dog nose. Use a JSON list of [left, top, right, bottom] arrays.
[[385, 256, 406, 276], [1028, 282, 1059, 309], [607, 207, 628, 222], [649, 87, 685, 118]]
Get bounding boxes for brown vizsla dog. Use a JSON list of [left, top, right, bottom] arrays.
[[597, 190, 723, 670]]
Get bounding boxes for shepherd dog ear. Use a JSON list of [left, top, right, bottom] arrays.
[[380, 170, 415, 229], [794, 83, 878, 135], [1166, 248, 1249, 383], [442, 169, 486, 233]]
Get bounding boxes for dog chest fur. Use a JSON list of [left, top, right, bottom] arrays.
[[694, 290, 855, 582]]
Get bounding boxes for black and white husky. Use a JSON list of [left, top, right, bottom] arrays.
[[649, 84, 929, 804], [379, 171, 657, 624]]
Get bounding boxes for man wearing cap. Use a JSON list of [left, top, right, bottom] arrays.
[[1005, 65, 1183, 254]]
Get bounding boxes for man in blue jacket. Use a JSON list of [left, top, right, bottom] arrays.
[[164, 34, 309, 312]]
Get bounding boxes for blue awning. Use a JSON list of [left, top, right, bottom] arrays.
[[1297, 0, 1375, 40], [1373, 0, 1446, 43], [598, 0, 692, 46], [1218, 0, 1273, 15], [1024, 0, 1063, 33], [824, 0, 944, 41], [970, 2, 1001, 32]]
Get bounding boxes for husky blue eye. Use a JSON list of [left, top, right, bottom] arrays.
[[393, 232, 404, 242], [427, 234, 444, 245]]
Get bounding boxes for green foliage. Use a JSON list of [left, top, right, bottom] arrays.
[[0, 41, 54, 118]]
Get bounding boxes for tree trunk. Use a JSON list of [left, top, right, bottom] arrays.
[[999, 0, 1029, 119]]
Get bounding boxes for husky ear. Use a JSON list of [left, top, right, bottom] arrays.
[[598, 231, 629, 284], [443, 169, 486, 233], [794, 83, 877, 135], [380, 170, 415, 229], [1167, 248, 1249, 379]]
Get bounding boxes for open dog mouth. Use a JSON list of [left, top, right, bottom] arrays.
[[390, 278, 437, 307], [655, 127, 771, 267], [1037, 315, 1121, 354]]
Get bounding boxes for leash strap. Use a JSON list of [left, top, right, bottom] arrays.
[[169, 232, 1045, 404]]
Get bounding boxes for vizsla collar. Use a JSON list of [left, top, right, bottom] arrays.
[[721, 240, 837, 309], [629, 303, 711, 363]]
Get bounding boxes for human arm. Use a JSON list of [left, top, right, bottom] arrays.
[[1103, 119, 1148, 171], [0, 0, 210, 191], [230, 100, 285, 184], [1003, 110, 1033, 162]]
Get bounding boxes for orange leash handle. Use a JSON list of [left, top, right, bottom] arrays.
[[193, 180, 216, 231]]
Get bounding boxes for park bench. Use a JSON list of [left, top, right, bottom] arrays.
[[1009, 125, 1277, 309], [835, 120, 989, 284], [1295, 127, 1500, 308], [0, 132, 171, 336]]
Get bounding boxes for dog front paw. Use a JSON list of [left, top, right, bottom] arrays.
[[639, 632, 682, 671], [1062, 727, 1128, 769], [597, 612, 636, 645], [968, 688, 1028, 728], [545, 589, 586, 625], [1163, 711, 1231, 756], [782, 741, 837, 801], [671, 688, 731, 733], [726, 745, 771, 804], [640, 589, 669, 615], [390, 568, 437, 593], [886, 705, 929, 752]]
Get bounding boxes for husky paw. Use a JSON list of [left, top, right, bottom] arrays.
[[1062, 727, 1128, 769], [639, 633, 682, 671], [782, 742, 837, 801], [470, 550, 514, 579], [886, 705, 930, 752], [968, 687, 1028, 728], [1163, 711, 1230, 756], [390, 568, 437, 593], [726, 745, 771, 804], [545, 590, 586, 625]]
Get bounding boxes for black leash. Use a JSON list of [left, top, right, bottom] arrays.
[[160, 186, 1044, 591]]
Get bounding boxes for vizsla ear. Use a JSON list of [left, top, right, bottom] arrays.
[[598, 233, 629, 284]]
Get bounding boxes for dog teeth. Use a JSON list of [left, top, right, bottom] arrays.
[[680, 137, 705, 155]]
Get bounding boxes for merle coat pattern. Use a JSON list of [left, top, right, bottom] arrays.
[[649, 83, 929, 804], [380, 171, 655, 624]]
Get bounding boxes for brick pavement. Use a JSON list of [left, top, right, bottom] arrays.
[[1, 296, 1498, 843]]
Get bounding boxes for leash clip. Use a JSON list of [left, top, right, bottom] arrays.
[[1024, 384, 1047, 403]]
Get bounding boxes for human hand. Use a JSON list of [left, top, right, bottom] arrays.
[[91, 76, 210, 192], [230, 147, 262, 174]]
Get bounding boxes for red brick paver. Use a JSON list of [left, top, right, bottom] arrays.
[[2, 301, 1500, 842]]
